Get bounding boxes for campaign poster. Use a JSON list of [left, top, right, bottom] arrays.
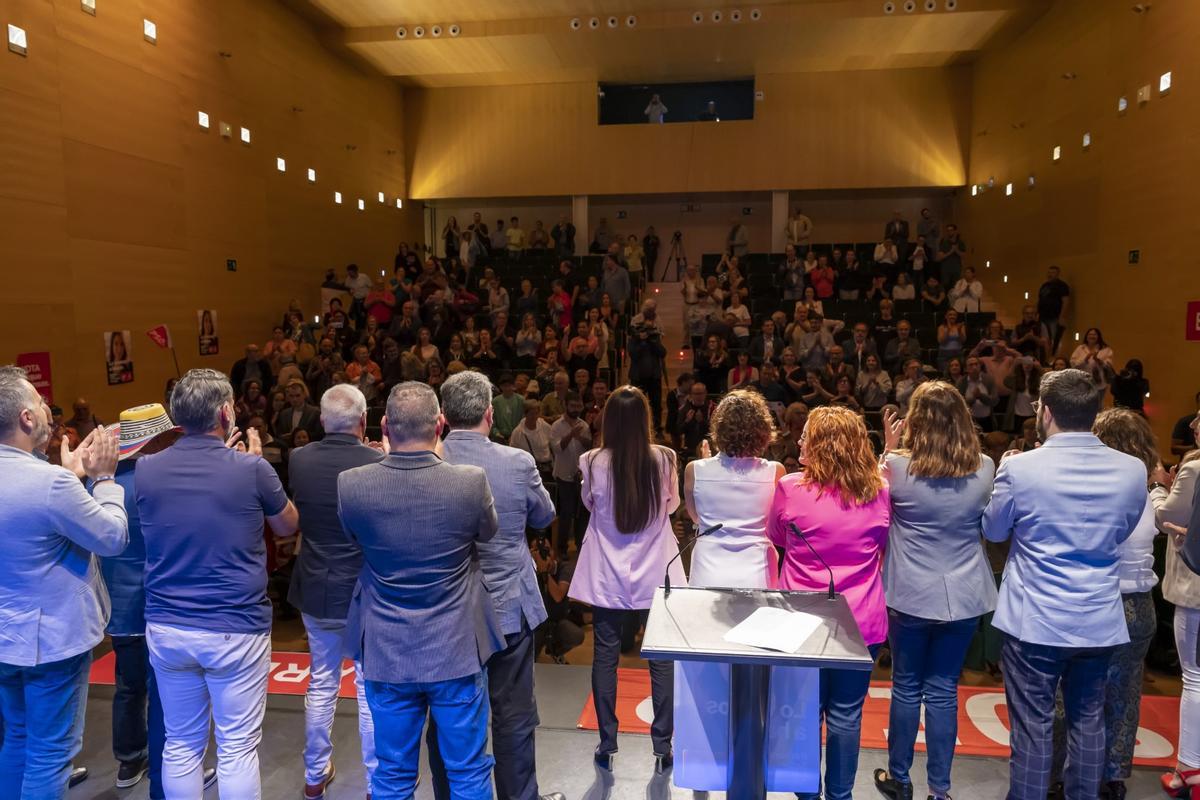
[[104, 330, 134, 385], [16, 352, 53, 402], [198, 309, 220, 356]]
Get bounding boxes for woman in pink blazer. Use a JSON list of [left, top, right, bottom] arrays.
[[768, 405, 890, 800], [569, 386, 682, 772]]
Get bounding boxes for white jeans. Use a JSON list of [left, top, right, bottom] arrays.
[[146, 622, 271, 800], [301, 614, 376, 785], [1177, 606, 1200, 768]]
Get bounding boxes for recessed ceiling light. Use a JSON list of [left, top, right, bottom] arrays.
[[81, 0, 96, 15], [971, 185, 978, 197], [276, 157, 286, 172], [334, 191, 342, 204], [239, 127, 251, 145], [1082, 131, 1092, 148], [1005, 182, 1013, 196], [1052, 145, 1062, 161], [307, 168, 316, 182], [1117, 96, 1128, 113], [197, 111, 210, 129], [395, 198, 403, 209], [357, 198, 365, 211], [378, 191, 385, 203], [1160, 71, 1172, 94], [143, 19, 156, 44]]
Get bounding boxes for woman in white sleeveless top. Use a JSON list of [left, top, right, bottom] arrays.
[[683, 389, 784, 589]]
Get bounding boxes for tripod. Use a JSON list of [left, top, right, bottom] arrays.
[[661, 234, 687, 281]]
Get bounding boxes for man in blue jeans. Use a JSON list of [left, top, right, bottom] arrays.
[[337, 382, 502, 800], [983, 369, 1145, 800], [0, 366, 129, 798]]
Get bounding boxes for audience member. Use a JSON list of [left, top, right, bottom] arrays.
[[1037, 265, 1072, 352], [549, 392, 590, 558]]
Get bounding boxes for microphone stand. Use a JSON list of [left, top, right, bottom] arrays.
[[788, 522, 836, 600], [663, 523, 723, 597]]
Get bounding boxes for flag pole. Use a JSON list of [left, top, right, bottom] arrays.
[[170, 347, 181, 377]]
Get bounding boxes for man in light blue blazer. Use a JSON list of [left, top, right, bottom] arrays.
[[428, 370, 560, 800], [983, 369, 1146, 800]]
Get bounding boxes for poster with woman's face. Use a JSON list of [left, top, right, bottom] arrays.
[[198, 309, 219, 356], [104, 330, 134, 385]]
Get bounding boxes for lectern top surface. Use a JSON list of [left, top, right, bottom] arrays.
[[640, 586, 874, 670]]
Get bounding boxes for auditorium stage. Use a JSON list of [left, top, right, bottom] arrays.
[[73, 664, 1168, 799]]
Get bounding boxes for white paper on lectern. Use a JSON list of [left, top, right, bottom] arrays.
[[722, 607, 824, 653]]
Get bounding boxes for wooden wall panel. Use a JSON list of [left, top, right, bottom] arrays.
[[952, 0, 1200, 448], [404, 66, 973, 199], [0, 0, 422, 420]]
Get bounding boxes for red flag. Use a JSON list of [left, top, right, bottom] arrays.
[[146, 325, 173, 349]]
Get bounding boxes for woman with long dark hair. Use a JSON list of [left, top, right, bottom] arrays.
[[768, 406, 889, 800], [873, 382, 997, 800], [570, 386, 682, 771]]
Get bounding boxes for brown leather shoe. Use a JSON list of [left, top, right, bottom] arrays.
[[303, 764, 336, 799]]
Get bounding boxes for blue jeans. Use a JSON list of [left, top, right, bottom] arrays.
[[1001, 635, 1112, 800], [0, 651, 92, 800], [366, 671, 493, 800], [886, 610, 979, 795], [798, 644, 882, 800], [111, 636, 166, 800]]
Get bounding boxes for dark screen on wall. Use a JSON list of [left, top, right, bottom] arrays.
[[598, 79, 755, 125]]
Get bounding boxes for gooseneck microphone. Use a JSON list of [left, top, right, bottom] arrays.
[[789, 523, 836, 600], [663, 524, 723, 597]]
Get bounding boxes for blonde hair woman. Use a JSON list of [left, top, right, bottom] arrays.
[[874, 381, 997, 800]]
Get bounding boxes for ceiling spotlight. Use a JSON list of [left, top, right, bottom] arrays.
[[8, 23, 29, 55], [692, 11, 704, 23], [307, 168, 316, 182], [276, 157, 286, 172], [1160, 71, 1172, 94], [413, 25, 424, 37], [81, 0, 96, 15], [711, 9, 723, 22], [395, 198, 403, 209], [334, 191, 342, 204], [378, 191, 385, 203], [606, 16, 618, 28], [395, 26, 406, 38], [1005, 182, 1013, 196], [924, 0, 937, 10], [625, 15, 637, 26], [945, 0, 957, 9], [569, 17, 581, 30], [357, 198, 365, 211], [883, 1, 896, 13], [240, 127, 251, 144], [750, 8, 762, 20], [143, 18, 156, 43], [588, 17, 599, 29], [903, 0, 917, 12], [431, 25, 442, 37], [1052, 145, 1061, 161], [197, 110, 210, 129], [730, 9, 743, 22], [448, 24, 461, 36]]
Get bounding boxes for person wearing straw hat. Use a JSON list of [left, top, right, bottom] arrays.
[[98, 403, 219, 796]]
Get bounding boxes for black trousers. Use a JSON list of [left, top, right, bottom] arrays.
[[428, 628, 540, 800], [591, 607, 673, 757], [634, 377, 664, 434], [554, 478, 586, 557]]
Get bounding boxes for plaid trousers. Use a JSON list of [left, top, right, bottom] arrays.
[[1001, 634, 1115, 800]]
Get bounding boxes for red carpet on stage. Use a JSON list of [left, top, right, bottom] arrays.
[[573, 667, 1182, 768]]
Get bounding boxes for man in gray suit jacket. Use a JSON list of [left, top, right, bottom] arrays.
[[0, 366, 129, 796], [338, 381, 501, 800], [428, 371, 559, 800], [287, 385, 383, 799]]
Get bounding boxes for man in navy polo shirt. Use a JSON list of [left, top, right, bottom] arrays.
[[136, 368, 298, 799]]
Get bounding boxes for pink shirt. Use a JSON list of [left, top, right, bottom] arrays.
[[568, 446, 683, 610], [768, 476, 891, 644]]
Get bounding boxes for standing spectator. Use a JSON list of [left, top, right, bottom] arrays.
[[883, 321, 922, 375], [949, 266, 983, 314], [0, 366, 128, 798], [528, 220, 549, 250], [922, 275, 947, 310], [935, 224, 966, 290], [231, 344, 275, 399], [768, 406, 889, 800], [1069, 327, 1115, 390], [1037, 265, 1072, 353], [644, 93, 668, 123], [624, 235, 645, 290], [916, 207, 940, 246], [459, 231, 482, 271], [855, 355, 892, 411], [138, 368, 299, 798], [274, 379, 324, 445], [344, 264, 373, 329], [908, 235, 930, 280], [628, 316, 667, 438], [365, 275, 396, 327], [726, 216, 749, 258], [936, 309, 966, 371], [891, 272, 916, 300], [1011, 305, 1050, 362], [549, 393, 591, 559], [511, 399, 554, 481], [894, 358, 925, 416], [810, 256, 836, 300], [676, 381, 714, 458], [287, 386, 381, 800], [506, 216, 526, 258], [684, 390, 783, 588], [784, 207, 813, 251], [885, 210, 910, 248], [346, 345, 383, 403], [600, 256, 631, 312], [441, 217, 461, 260], [590, 218, 614, 254], [570, 387, 681, 772], [491, 373, 525, 443], [982, 369, 1146, 800], [65, 397, 103, 439], [490, 219, 508, 254], [429, 372, 557, 800], [873, 384, 997, 800], [957, 356, 998, 432], [642, 227, 661, 280], [1111, 359, 1150, 412], [337, 382, 500, 800], [1152, 416, 1200, 800], [551, 215, 576, 258]]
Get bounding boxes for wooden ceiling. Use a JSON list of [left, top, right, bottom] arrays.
[[301, 0, 1049, 88]]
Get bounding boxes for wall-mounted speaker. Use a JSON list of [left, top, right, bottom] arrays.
[[448, 23, 461, 36], [395, 26, 407, 38], [413, 25, 424, 37], [883, 2, 896, 14]]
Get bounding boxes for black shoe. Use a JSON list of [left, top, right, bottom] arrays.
[[593, 749, 616, 771], [654, 751, 673, 774], [1102, 781, 1126, 800], [116, 757, 149, 788], [203, 767, 218, 790], [69, 767, 89, 788], [1046, 782, 1064, 800], [873, 769, 913, 800]]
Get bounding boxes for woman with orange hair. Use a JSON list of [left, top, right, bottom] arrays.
[[768, 405, 890, 800]]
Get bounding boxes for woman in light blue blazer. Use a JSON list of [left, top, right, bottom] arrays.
[[873, 381, 997, 800]]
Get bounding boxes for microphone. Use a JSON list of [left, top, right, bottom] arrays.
[[788, 523, 836, 600], [663, 524, 723, 597]]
